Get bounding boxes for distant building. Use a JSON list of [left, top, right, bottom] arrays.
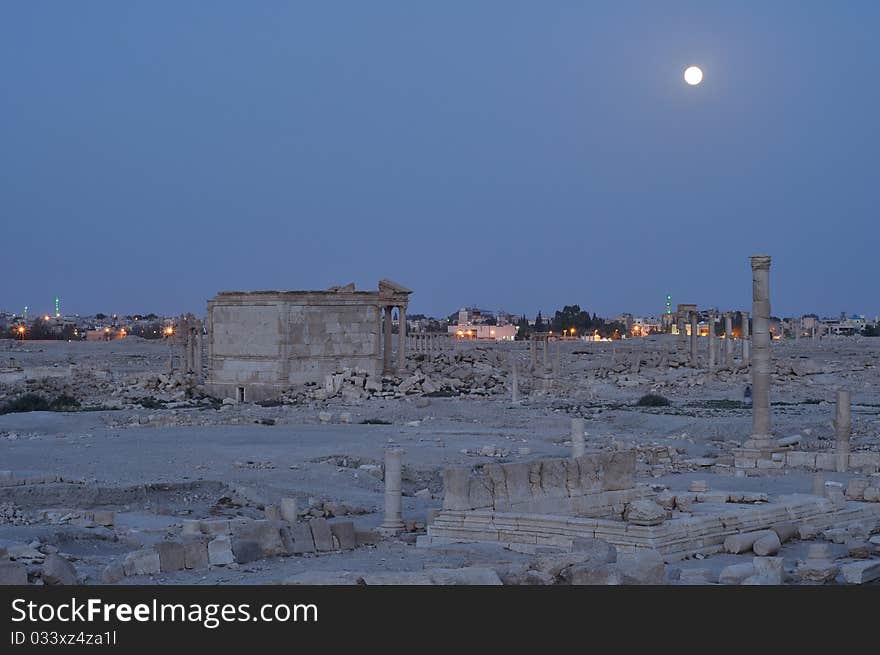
[[448, 323, 517, 341]]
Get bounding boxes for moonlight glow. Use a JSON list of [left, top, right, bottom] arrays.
[[684, 66, 703, 85]]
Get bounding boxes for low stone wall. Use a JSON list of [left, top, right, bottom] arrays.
[[104, 516, 377, 583], [441, 452, 637, 517], [426, 495, 880, 562], [779, 451, 880, 473]]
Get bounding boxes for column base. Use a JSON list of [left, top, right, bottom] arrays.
[[377, 523, 404, 536], [733, 437, 790, 470]]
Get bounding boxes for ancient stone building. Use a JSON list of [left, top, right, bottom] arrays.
[[205, 280, 411, 402]]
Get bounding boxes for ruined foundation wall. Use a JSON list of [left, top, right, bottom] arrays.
[[441, 452, 637, 516], [206, 292, 382, 401]]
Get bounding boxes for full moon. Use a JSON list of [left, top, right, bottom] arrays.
[[684, 66, 703, 85]]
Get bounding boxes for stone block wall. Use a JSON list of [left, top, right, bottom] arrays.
[[206, 291, 383, 401], [441, 452, 636, 516]]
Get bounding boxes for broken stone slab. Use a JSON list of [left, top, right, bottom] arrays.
[[101, 561, 124, 584], [0, 561, 28, 585], [282, 523, 316, 555], [232, 540, 263, 564], [839, 560, 880, 584], [355, 530, 380, 546], [798, 524, 820, 540], [283, 571, 362, 585], [41, 554, 78, 585], [330, 521, 357, 550], [750, 556, 784, 584], [719, 563, 756, 585], [360, 572, 434, 585], [616, 551, 665, 585], [309, 518, 334, 552], [425, 567, 503, 585], [207, 536, 235, 566], [560, 560, 621, 585], [845, 540, 872, 559], [846, 479, 869, 501], [183, 540, 208, 569], [823, 528, 849, 544], [200, 519, 231, 536], [280, 497, 298, 523], [155, 542, 186, 572], [263, 505, 281, 521], [623, 499, 666, 526], [724, 530, 776, 554], [231, 520, 285, 557], [123, 549, 161, 577], [181, 520, 202, 537], [678, 568, 714, 585], [90, 510, 115, 527]]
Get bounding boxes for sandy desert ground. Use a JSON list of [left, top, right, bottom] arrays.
[[1, 335, 878, 585]]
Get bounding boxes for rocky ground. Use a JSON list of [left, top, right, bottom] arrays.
[[0, 335, 878, 585]]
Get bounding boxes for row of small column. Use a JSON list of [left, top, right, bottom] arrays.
[[529, 336, 560, 377], [679, 309, 750, 369], [407, 333, 441, 360]]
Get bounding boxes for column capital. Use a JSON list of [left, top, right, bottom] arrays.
[[750, 255, 771, 271]]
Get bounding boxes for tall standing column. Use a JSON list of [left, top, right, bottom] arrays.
[[724, 313, 733, 368], [835, 390, 851, 473], [530, 338, 537, 370], [397, 306, 406, 373], [689, 312, 698, 367], [677, 312, 687, 354], [510, 355, 519, 403], [381, 447, 405, 532], [553, 339, 560, 379], [708, 310, 716, 370], [383, 306, 393, 375], [747, 255, 773, 447], [571, 417, 585, 458], [741, 311, 750, 365]]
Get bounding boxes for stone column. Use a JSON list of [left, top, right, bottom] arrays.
[[542, 338, 548, 370], [741, 311, 750, 365], [510, 356, 519, 403], [553, 339, 560, 379], [397, 306, 407, 373], [677, 312, 687, 354], [689, 312, 698, 366], [747, 255, 773, 448], [381, 447, 405, 532], [707, 310, 716, 370], [795, 318, 800, 343], [530, 338, 536, 370], [571, 417, 585, 458], [835, 390, 851, 473], [383, 306, 393, 375], [724, 312, 733, 368], [194, 331, 202, 375]]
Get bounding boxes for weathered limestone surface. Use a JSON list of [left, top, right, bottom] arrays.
[[441, 452, 636, 514], [41, 555, 77, 585], [206, 280, 411, 401]]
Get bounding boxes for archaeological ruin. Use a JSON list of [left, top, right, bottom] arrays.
[[205, 280, 412, 402]]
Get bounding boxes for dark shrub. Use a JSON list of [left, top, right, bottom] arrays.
[[636, 393, 670, 407]]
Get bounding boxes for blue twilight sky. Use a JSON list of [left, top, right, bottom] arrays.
[[1, 2, 878, 320]]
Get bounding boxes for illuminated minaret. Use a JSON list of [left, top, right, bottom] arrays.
[[23, 306, 28, 323], [665, 294, 672, 315], [55, 296, 61, 318]]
